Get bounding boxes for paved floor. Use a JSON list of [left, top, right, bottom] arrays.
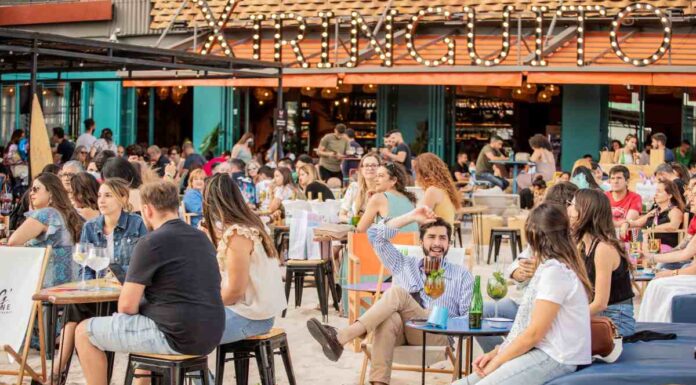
[[0, 233, 534, 385]]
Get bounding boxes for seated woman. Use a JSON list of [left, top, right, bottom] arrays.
[[182, 168, 206, 227], [101, 157, 143, 213], [298, 163, 334, 201], [568, 189, 636, 337], [70, 172, 100, 221], [414, 152, 461, 225], [516, 134, 557, 190], [339, 154, 380, 223], [570, 166, 601, 190], [457, 203, 591, 385], [356, 162, 417, 233], [202, 174, 287, 343], [50, 178, 147, 384], [613, 134, 640, 165], [642, 182, 696, 270], [622, 179, 685, 249], [638, 263, 696, 322], [8, 173, 83, 287], [265, 167, 302, 217]]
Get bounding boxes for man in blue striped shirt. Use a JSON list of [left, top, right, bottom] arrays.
[[308, 207, 474, 385]]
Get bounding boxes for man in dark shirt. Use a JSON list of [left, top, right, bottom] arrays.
[[182, 142, 206, 171], [452, 151, 470, 183], [75, 181, 224, 385], [381, 130, 412, 174], [52, 127, 75, 164], [147, 145, 171, 177]]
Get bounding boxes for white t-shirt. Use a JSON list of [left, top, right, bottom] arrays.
[[76, 133, 97, 150], [105, 232, 115, 262], [502, 259, 591, 365]]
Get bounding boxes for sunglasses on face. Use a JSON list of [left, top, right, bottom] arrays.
[[80, 151, 88, 155], [60, 172, 76, 179], [30, 186, 42, 193]]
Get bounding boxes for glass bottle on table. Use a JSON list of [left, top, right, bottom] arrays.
[[469, 275, 483, 329]]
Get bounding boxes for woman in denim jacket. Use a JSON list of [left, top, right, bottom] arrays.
[[50, 178, 147, 384]]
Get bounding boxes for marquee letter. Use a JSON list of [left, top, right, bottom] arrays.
[[347, 10, 396, 67], [406, 7, 455, 67], [555, 5, 606, 66], [530, 6, 548, 66], [465, 6, 513, 66], [610, 3, 671, 66], [317, 12, 334, 68], [251, 14, 265, 60], [271, 13, 309, 67], [198, 0, 237, 56]]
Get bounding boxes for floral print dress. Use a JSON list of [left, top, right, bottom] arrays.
[[24, 207, 75, 288]]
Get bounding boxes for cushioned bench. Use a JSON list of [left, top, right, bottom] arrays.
[[671, 294, 696, 324]]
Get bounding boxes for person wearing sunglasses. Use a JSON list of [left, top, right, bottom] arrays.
[[70, 145, 90, 169], [7, 173, 84, 287]]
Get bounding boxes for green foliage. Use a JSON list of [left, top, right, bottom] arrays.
[[199, 122, 221, 156]]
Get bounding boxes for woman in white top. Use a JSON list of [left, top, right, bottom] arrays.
[[339, 154, 381, 222], [203, 173, 287, 344], [458, 203, 592, 385], [517, 134, 557, 190], [613, 134, 640, 165]]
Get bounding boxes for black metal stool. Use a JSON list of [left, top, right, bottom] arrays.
[[487, 227, 523, 264], [282, 259, 339, 322], [215, 328, 296, 385], [124, 353, 209, 385]]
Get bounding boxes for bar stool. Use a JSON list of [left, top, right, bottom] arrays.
[[124, 353, 209, 385], [215, 328, 296, 385], [487, 228, 523, 264], [282, 259, 339, 322]]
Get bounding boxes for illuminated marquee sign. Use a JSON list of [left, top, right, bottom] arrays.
[[194, 2, 672, 68]]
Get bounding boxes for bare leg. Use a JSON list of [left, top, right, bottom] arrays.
[[52, 322, 77, 381], [74, 320, 108, 385]]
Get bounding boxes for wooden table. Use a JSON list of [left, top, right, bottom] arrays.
[[457, 206, 487, 264], [33, 278, 121, 385]]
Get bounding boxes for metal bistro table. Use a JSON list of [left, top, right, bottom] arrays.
[[406, 318, 511, 385], [33, 278, 121, 385], [489, 160, 535, 194], [632, 270, 655, 297]]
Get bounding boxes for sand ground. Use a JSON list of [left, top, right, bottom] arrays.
[[1, 231, 536, 385]]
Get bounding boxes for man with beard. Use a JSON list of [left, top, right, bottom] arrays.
[[307, 207, 473, 385]]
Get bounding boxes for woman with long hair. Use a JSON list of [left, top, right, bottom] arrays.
[[231, 132, 254, 164], [298, 163, 334, 200], [50, 177, 147, 384], [571, 166, 601, 190], [101, 157, 144, 213], [339, 154, 381, 223], [266, 166, 302, 216], [7, 173, 84, 287], [70, 145, 90, 169], [414, 152, 461, 225], [459, 203, 592, 385], [3, 129, 25, 167], [70, 172, 100, 221], [622, 179, 685, 248], [568, 189, 635, 336], [182, 168, 206, 227], [613, 134, 640, 165], [202, 173, 286, 344], [356, 162, 417, 233]]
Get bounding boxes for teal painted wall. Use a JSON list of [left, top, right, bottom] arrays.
[[561, 85, 609, 170], [92, 81, 122, 140], [193, 86, 237, 155], [396, 85, 429, 146]]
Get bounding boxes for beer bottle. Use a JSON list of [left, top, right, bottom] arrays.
[[469, 275, 483, 329]]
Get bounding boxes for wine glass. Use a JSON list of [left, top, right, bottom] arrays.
[[487, 272, 508, 318], [72, 243, 91, 289], [86, 247, 109, 290]]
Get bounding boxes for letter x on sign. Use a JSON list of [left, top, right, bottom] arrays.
[[194, 0, 238, 57]]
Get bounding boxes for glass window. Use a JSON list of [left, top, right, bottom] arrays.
[[1, 86, 17, 143]]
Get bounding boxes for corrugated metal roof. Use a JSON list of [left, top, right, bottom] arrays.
[[150, 0, 695, 29]]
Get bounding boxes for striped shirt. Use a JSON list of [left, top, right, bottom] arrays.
[[367, 222, 474, 318]]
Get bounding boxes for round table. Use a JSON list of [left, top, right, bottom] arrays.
[[406, 317, 511, 385]]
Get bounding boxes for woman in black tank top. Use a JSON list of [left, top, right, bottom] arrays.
[[568, 189, 636, 337], [622, 180, 685, 248]]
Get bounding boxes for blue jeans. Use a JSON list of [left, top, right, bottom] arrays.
[[477, 172, 509, 190], [476, 299, 519, 353], [600, 299, 635, 337], [220, 308, 274, 344], [658, 261, 689, 271], [455, 348, 577, 385]]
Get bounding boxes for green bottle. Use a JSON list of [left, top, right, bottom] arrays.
[[469, 275, 483, 329]]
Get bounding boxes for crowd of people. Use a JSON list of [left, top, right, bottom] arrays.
[[1, 118, 695, 385]]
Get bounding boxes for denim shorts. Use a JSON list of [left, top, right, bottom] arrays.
[[220, 308, 274, 344], [600, 299, 636, 337], [86, 313, 179, 355]]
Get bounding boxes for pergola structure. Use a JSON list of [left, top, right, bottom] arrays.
[[0, 27, 285, 161]]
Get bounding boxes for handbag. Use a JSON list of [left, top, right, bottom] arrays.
[[591, 316, 622, 362]]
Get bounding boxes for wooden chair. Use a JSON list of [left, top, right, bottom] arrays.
[[179, 202, 199, 226]]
